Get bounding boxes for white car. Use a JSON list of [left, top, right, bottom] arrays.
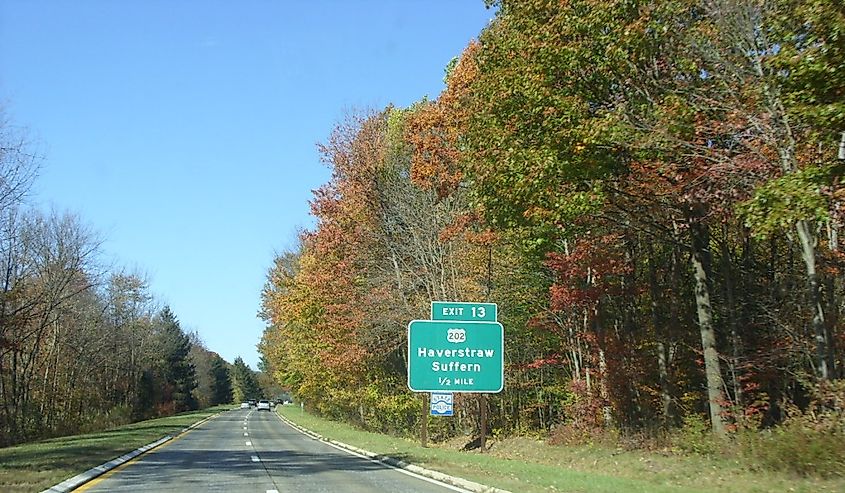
[[239, 402, 250, 409], [256, 400, 272, 411]]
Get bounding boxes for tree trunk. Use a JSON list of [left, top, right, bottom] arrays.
[[598, 346, 613, 426], [689, 214, 726, 436], [795, 219, 829, 380], [825, 223, 840, 378], [648, 242, 674, 426], [721, 231, 743, 414], [751, 46, 831, 382], [657, 341, 673, 425]]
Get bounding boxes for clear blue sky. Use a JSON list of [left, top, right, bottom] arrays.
[[0, 1, 494, 369]]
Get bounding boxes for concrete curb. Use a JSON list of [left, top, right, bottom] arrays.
[[276, 411, 510, 493], [41, 411, 222, 493]]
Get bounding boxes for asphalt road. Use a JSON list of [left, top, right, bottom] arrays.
[[77, 408, 466, 493]]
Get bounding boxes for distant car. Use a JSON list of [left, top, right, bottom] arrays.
[[240, 402, 250, 409], [256, 399, 271, 411], [248, 399, 256, 407]]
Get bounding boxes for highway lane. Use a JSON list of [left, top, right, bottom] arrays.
[[78, 408, 466, 492]]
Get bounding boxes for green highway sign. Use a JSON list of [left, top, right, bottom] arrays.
[[431, 301, 497, 322], [407, 320, 503, 393]]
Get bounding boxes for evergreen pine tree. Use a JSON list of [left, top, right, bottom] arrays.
[[209, 354, 233, 405], [231, 356, 261, 402], [156, 307, 198, 412]]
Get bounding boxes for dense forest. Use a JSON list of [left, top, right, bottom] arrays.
[[259, 0, 844, 469], [0, 111, 244, 446]]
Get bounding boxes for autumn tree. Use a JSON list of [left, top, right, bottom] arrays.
[[259, 0, 843, 449], [0, 108, 38, 213], [189, 334, 233, 408], [0, 210, 100, 442], [259, 102, 496, 435], [710, 0, 845, 381], [0, 108, 227, 444]]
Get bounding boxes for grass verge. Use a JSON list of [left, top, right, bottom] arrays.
[[278, 406, 845, 493], [0, 404, 231, 493]]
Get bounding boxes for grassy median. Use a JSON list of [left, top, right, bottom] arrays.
[[0, 405, 231, 493], [278, 405, 845, 493]]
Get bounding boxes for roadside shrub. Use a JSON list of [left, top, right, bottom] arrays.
[[352, 379, 422, 438], [672, 413, 718, 455], [153, 401, 177, 418], [736, 381, 845, 477], [369, 391, 420, 437], [614, 426, 673, 452], [547, 379, 615, 446], [74, 405, 133, 435], [548, 422, 619, 447]]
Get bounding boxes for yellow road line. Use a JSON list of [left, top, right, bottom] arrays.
[[75, 413, 220, 492]]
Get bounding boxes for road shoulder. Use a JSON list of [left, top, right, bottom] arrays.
[[40, 412, 220, 493], [275, 411, 510, 493]]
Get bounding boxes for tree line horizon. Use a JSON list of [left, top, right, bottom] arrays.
[[0, 118, 271, 446]]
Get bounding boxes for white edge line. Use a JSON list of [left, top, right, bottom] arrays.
[[274, 413, 475, 493], [319, 440, 471, 493]]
